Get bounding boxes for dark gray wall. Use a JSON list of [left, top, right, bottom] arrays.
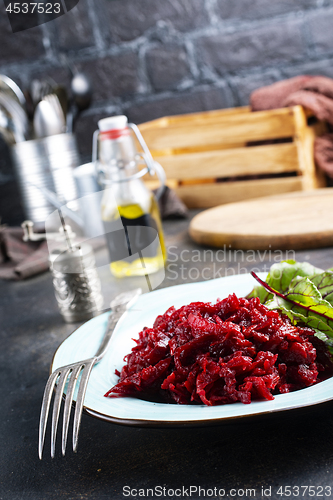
[[1, 0, 333, 223], [2, 0, 333, 158]]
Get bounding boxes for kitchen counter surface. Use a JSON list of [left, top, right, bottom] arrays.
[[1, 213, 333, 500]]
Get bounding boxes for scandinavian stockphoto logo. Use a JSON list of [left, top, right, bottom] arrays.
[[4, 0, 80, 33]]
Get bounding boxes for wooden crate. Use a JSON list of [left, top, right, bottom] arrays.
[[138, 105, 327, 208]]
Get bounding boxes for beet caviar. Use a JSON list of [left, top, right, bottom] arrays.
[[104, 294, 333, 406]]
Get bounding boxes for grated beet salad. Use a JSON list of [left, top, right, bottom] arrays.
[[104, 294, 333, 406]]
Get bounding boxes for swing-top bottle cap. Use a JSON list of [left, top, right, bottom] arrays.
[[98, 115, 128, 132]]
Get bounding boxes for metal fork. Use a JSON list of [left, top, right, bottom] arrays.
[[38, 288, 142, 459]]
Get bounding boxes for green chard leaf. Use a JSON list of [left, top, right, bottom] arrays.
[[268, 260, 323, 294], [246, 282, 271, 303], [309, 271, 333, 306], [312, 330, 333, 355], [266, 293, 333, 337], [251, 272, 333, 339], [247, 260, 323, 304]]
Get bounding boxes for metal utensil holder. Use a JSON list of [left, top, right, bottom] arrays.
[[11, 133, 80, 224]]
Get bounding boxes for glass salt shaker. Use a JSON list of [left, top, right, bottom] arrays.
[[49, 242, 104, 323], [22, 219, 104, 323]]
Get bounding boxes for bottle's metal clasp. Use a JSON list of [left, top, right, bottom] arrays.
[[92, 122, 166, 198]]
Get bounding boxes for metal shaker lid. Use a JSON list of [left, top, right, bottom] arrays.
[[49, 243, 96, 274]]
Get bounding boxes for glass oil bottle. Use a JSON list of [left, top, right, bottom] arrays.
[[93, 115, 166, 278]]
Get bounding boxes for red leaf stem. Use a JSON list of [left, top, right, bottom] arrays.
[[251, 272, 286, 300], [250, 271, 331, 321]]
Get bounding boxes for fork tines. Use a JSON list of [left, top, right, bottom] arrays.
[[38, 358, 97, 459]]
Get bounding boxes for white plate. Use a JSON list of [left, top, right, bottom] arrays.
[[52, 273, 333, 426]]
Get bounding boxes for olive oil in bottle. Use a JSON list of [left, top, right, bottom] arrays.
[[97, 115, 166, 278]]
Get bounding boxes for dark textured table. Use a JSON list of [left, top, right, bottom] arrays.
[[1, 214, 333, 500]]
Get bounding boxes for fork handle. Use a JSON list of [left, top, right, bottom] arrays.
[[94, 307, 126, 360], [95, 289, 141, 360]]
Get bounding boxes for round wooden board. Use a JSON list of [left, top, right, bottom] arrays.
[[189, 188, 333, 250]]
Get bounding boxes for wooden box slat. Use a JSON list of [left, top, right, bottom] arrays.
[[139, 106, 251, 130], [153, 142, 299, 180], [174, 177, 304, 209], [140, 108, 296, 151], [138, 105, 326, 208]]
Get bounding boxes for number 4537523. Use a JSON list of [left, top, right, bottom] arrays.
[[6, 3, 61, 14]]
